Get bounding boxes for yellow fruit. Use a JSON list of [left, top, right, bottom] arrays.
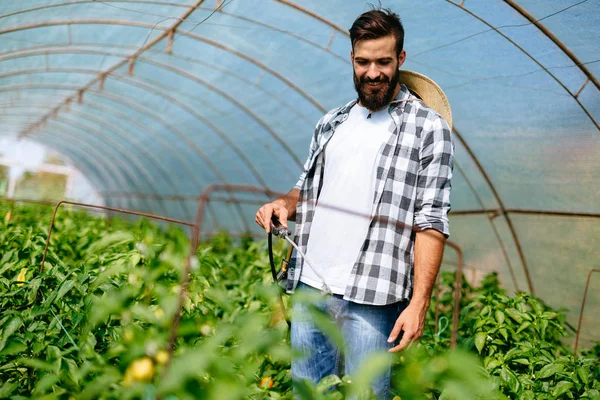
[[199, 324, 212, 336], [4, 210, 11, 223], [16, 268, 27, 286], [124, 328, 134, 342], [392, 396, 402, 400], [260, 376, 274, 389], [154, 307, 165, 320], [155, 350, 170, 365], [126, 357, 154, 382]]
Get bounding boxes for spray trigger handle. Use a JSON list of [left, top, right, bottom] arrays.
[[270, 216, 290, 238]]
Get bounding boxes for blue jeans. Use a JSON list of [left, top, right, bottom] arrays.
[[291, 282, 408, 400]]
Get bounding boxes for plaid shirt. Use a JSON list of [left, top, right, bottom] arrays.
[[286, 84, 454, 305]]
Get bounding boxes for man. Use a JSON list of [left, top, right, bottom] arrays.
[[255, 8, 454, 399]]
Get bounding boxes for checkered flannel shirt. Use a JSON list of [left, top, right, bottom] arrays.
[[285, 84, 454, 305]]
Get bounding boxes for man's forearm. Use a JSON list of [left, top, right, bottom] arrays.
[[273, 188, 300, 221], [411, 229, 446, 308]]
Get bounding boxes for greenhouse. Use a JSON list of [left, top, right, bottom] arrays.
[[0, 0, 599, 399]]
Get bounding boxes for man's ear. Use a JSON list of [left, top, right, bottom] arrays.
[[397, 49, 407, 68], [350, 50, 354, 64]]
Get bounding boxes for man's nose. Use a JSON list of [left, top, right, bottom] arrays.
[[366, 64, 380, 80]]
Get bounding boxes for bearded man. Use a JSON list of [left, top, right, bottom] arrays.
[[255, 8, 454, 399]]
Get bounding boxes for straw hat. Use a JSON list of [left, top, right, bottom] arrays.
[[398, 70, 453, 130]]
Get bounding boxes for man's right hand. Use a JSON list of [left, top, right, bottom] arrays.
[[255, 200, 289, 233]]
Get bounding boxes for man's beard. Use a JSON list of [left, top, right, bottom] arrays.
[[354, 68, 400, 112]]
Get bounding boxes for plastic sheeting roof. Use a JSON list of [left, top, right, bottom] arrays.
[[0, 0, 599, 346]]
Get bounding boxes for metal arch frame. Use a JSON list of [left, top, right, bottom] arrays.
[[7, 59, 272, 190], [452, 156, 520, 292], [0, 98, 213, 192], [443, 0, 599, 131], [24, 121, 157, 214], [0, 19, 327, 114], [0, 43, 316, 126], [22, 116, 172, 216], [0, 64, 302, 177], [0, 99, 220, 225], [0, 1, 190, 19], [33, 117, 178, 218], [452, 127, 535, 294], [274, 1, 539, 294], [3, 98, 196, 198], [0, 50, 307, 174], [1, 9, 583, 292], [502, 0, 599, 93], [29, 132, 135, 211], [0, 131, 125, 210], [0, 1, 349, 64], [0, 84, 251, 227], [5, 104, 192, 219]]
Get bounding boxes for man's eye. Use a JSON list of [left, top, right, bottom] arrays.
[[379, 61, 391, 66], [355, 60, 368, 65]]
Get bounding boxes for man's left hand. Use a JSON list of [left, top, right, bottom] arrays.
[[387, 302, 428, 352]]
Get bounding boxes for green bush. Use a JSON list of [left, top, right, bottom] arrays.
[[0, 202, 598, 399]]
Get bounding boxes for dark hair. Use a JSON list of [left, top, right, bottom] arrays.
[[349, 8, 404, 56]]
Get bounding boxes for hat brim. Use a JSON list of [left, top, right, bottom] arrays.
[[398, 70, 452, 130]]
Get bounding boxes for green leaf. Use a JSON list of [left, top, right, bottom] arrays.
[[542, 311, 558, 320], [0, 340, 27, 356], [500, 366, 521, 393], [475, 332, 487, 353], [86, 231, 134, 254], [316, 375, 342, 393], [55, 279, 75, 302], [505, 308, 523, 324], [495, 310, 505, 325], [0, 316, 23, 352], [0, 381, 18, 398], [485, 358, 502, 370], [577, 366, 590, 385], [551, 381, 574, 398], [512, 358, 529, 366], [538, 363, 564, 379], [516, 321, 531, 334]]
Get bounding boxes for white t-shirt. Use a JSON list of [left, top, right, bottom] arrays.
[[300, 103, 394, 294]]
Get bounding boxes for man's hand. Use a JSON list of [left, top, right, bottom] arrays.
[[255, 200, 289, 233], [387, 301, 428, 352], [255, 189, 300, 233]]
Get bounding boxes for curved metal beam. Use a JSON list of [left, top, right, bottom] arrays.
[[502, 0, 599, 92], [0, 2, 347, 63], [8, 69, 270, 190], [27, 118, 171, 216], [453, 160, 520, 291], [0, 84, 243, 188], [0, 84, 249, 226], [0, 43, 315, 126], [275, 0, 349, 34], [31, 133, 136, 210], [4, 103, 183, 191], [0, 99, 212, 190], [1, 100, 217, 224], [0, 19, 327, 113], [4, 100, 196, 197], [443, 0, 599, 131], [0, 1, 190, 19], [0, 56, 305, 173], [42, 117, 177, 217], [453, 127, 535, 295]]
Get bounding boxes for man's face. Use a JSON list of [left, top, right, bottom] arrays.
[[351, 35, 406, 112]]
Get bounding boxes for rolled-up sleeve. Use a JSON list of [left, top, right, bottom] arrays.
[[413, 115, 454, 237]]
